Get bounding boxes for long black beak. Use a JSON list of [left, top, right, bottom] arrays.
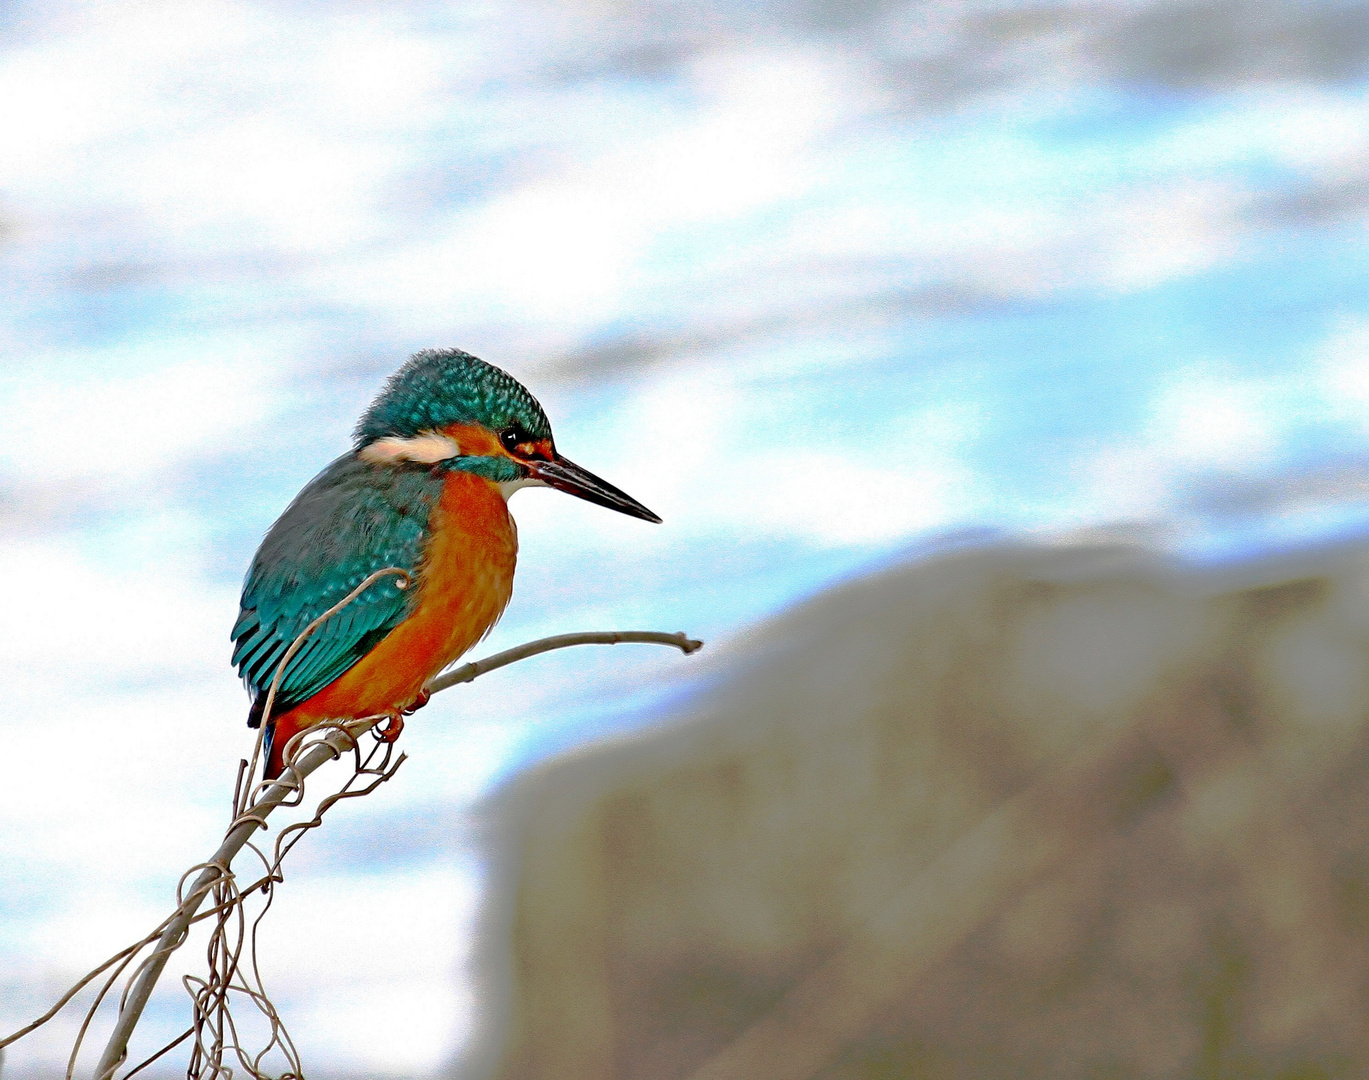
[[531, 455, 662, 523]]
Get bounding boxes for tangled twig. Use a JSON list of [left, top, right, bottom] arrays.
[[0, 563, 701, 1080]]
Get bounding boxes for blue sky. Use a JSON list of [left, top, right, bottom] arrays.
[[2, 0, 1369, 1075]]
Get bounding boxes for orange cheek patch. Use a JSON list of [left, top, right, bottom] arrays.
[[439, 423, 505, 457]]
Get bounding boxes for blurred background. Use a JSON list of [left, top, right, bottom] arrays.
[[2, 0, 1369, 1076]]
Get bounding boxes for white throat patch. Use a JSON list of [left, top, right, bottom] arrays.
[[499, 477, 547, 501], [359, 432, 461, 465]]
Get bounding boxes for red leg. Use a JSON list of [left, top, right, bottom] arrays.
[[403, 688, 431, 715], [376, 713, 404, 744], [377, 687, 429, 744]]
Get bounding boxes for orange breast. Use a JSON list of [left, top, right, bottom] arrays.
[[286, 469, 518, 724]]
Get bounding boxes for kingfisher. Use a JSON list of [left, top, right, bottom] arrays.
[[231, 349, 660, 780]]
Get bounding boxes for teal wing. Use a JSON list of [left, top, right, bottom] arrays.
[[231, 454, 446, 719]]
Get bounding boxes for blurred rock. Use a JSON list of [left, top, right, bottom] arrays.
[[467, 541, 1369, 1080]]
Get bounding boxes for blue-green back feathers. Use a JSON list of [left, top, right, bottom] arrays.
[[232, 454, 445, 715]]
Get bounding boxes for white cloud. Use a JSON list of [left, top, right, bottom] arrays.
[[1073, 365, 1286, 526], [1318, 316, 1369, 430], [565, 366, 982, 547], [729, 444, 977, 545], [252, 867, 481, 1071], [0, 338, 283, 486], [1088, 181, 1246, 293], [1149, 368, 1280, 471], [0, 0, 455, 260], [1149, 87, 1369, 178], [0, 1, 249, 184], [0, 533, 235, 683], [319, 45, 871, 328]]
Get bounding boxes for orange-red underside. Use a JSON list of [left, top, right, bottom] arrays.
[[266, 462, 517, 778]]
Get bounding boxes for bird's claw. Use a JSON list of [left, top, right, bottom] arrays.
[[378, 689, 428, 745], [402, 688, 431, 716]]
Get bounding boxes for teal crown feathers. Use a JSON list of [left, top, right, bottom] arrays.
[[353, 349, 553, 447]]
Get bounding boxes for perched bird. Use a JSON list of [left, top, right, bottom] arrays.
[[231, 349, 660, 780]]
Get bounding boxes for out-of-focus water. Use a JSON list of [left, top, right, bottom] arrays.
[[1, 0, 1368, 1074]]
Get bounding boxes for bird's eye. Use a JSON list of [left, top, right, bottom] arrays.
[[500, 426, 526, 452]]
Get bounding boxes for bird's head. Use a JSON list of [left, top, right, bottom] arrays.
[[354, 349, 661, 523]]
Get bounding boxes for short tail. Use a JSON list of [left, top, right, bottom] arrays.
[[262, 709, 308, 781]]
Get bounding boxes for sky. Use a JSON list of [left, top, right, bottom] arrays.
[[2, 0, 1369, 1076]]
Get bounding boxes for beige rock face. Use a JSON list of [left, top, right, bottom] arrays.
[[466, 542, 1369, 1080]]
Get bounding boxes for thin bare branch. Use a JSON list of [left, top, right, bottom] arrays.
[[430, 629, 703, 693], [88, 716, 386, 1080], [0, 940, 151, 1052], [0, 610, 699, 1080]]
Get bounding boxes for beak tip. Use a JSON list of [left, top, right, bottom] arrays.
[[535, 455, 664, 525], [618, 501, 662, 524]]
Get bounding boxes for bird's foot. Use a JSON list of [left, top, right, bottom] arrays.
[[376, 689, 428, 744], [402, 688, 431, 716]]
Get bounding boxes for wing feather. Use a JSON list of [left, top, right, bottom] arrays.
[[231, 454, 445, 718]]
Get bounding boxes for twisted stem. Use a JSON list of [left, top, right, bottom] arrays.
[[79, 625, 700, 1079]]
